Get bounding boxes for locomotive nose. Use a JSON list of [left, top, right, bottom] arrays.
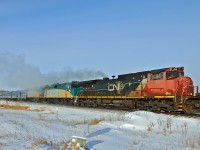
[[187, 77, 194, 95], [179, 77, 194, 96]]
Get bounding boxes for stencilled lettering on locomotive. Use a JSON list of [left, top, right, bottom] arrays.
[[108, 82, 125, 94], [108, 84, 117, 91]]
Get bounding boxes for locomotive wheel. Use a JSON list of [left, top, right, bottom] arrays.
[[92, 99, 98, 108], [91, 102, 97, 108]]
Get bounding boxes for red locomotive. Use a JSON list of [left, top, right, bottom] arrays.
[[136, 67, 200, 112], [146, 67, 194, 97]]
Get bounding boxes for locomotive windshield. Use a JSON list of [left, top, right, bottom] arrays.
[[166, 71, 184, 79]]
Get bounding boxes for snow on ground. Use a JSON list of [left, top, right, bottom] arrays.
[[0, 100, 200, 150]]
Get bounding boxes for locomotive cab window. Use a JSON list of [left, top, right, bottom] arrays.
[[166, 71, 184, 79], [151, 72, 163, 80]]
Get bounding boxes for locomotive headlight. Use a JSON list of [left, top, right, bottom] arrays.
[[166, 92, 171, 95]]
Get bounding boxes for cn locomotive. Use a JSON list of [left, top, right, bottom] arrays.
[[1, 67, 200, 113]]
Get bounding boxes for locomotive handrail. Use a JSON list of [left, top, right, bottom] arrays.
[[187, 85, 199, 97], [174, 84, 181, 106], [192, 85, 199, 96], [148, 88, 164, 90]]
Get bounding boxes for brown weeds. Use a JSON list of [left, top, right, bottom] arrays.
[[72, 117, 104, 126], [0, 103, 46, 112], [147, 126, 153, 132], [32, 139, 49, 147], [88, 118, 104, 126], [0, 104, 29, 110], [29, 107, 47, 112]]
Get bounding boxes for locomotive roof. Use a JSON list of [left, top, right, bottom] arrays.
[[80, 79, 102, 84], [41, 67, 182, 87], [118, 67, 170, 77]]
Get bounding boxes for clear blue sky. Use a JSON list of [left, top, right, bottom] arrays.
[[0, 0, 200, 86]]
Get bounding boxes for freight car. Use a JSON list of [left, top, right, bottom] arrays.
[[1, 67, 200, 113]]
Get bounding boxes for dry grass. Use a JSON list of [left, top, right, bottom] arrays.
[[0, 104, 29, 110], [73, 119, 88, 126], [0, 132, 18, 140], [73, 113, 125, 126], [88, 118, 104, 126], [31, 138, 85, 150], [32, 138, 50, 147], [0, 143, 4, 147], [0, 134, 11, 139], [147, 122, 154, 132], [156, 117, 173, 136], [147, 126, 153, 132], [72, 117, 105, 126], [184, 135, 200, 148], [29, 107, 47, 112], [0, 103, 46, 112]]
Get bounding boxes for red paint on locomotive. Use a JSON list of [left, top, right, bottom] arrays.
[[144, 67, 194, 97]]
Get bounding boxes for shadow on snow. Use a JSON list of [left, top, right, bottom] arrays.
[[86, 128, 112, 149]]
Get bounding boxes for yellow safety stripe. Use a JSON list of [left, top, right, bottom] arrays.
[[79, 96, 144, 99], [154, 96, 174, 98]]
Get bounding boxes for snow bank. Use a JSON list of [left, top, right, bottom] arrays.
[[0, 100, 199, 150]]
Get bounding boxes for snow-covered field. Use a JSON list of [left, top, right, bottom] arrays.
[[0, 100, 200, 150]]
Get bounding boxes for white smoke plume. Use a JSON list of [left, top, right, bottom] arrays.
[[0, 52, 106, 90]]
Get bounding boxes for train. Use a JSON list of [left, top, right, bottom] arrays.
[[1, 67, 200, 113]]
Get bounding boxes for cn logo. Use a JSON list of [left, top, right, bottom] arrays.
[[108, 82, 125, 94], [108, 84, 118, 91]]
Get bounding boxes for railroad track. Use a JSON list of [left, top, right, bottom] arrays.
[[154, 111, 200, 118]]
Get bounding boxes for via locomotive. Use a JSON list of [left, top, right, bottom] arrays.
[[1, 67, 200, 113]]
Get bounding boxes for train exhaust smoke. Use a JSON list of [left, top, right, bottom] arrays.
[[0, 52, 106, 90]]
